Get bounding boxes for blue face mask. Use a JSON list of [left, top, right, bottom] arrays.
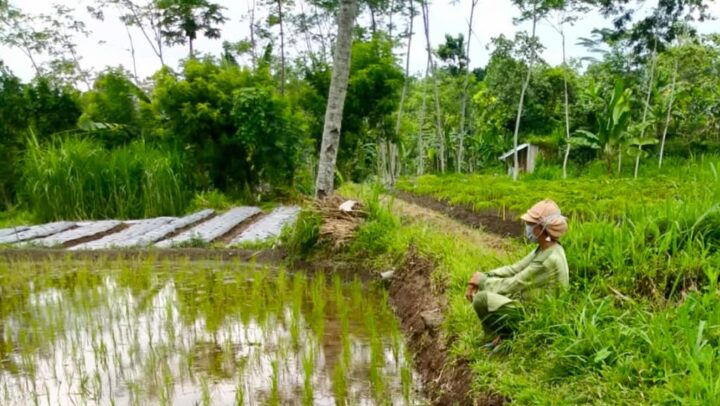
[[525, 224, 538, 242]]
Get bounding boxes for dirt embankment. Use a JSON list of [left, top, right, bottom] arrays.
[[393, 190, 521, 238], [388, 246, 507, 406]]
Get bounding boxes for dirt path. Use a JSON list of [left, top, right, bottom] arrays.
[[385, 194, 515, 257], [393, 190, 522, 238]]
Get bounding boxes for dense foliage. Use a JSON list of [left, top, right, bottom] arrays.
[[2, 0, 719, 218]]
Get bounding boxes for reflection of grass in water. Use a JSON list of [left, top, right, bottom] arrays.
[[1, 258, 419, 405], [332, 358, 348, 405], [302, 344, 315, 405], [269, 357, 280, 405]]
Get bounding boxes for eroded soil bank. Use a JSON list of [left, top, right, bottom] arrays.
[[386, 247, 507, 406]]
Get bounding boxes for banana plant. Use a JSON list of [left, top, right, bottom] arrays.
[[570, 79, 632, 174]]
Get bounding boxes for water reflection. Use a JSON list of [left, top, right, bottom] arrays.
[[0, 259, 423, 405]]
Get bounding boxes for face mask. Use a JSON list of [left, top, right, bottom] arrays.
[[525, 224, 538, 242]]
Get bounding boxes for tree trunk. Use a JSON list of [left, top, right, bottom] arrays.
[[417, 57, 430, 175], [314, 0, 357, 198], [659, 58, 678, 168], [127, 4, 164, 66], [511, 0, 538, 181], [561, 27, 571, 179], [125, 25, 139, 86], [395, 0, 414, 140], [21, 47, 42, 76], [277, 0, 286, 94], [457, 0, 478, 173], [634, 38, 657, 178], [421, 0, 445, 172], [189, 37, 194, 58], [249, 0, 258, 69]]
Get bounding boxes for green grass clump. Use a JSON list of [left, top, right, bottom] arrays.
[[20, 136, 193, 221]]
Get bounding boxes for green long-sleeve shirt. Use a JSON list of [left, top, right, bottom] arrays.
[[480, 244, 569, 311]]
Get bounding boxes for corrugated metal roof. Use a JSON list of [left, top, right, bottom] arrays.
[[499, 143, 529, 160]]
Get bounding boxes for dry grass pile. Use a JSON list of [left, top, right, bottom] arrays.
[[316, 195, 367, 248]]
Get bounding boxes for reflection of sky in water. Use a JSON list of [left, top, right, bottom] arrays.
[[0, 263, 425, 405]]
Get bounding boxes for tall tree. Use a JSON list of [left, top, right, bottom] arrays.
[[510, 0, 540, 180], [394, 0, 414, 139], [633, 36, 658, 178], [314, 0, 358, 197], [91, 0, 167, 67], [457, 0, 479, 173], [0, 6, 51, 76], [546, 0, 584, 178], [156, 0, 226, 58], [420, 0, 445, 172]]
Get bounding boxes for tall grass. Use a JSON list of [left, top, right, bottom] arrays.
[[21, 136, 193, 221], [340, 178, 720, 404], [396, 156, 720, 296]]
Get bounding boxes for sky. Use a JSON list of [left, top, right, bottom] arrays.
[[1, 0, 719, 82]]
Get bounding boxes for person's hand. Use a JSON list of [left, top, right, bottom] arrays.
[[465, 284, 478, 302], [465, 272, 487, 302]]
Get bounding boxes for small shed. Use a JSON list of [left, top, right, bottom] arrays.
[[499, 143, 539, 176]]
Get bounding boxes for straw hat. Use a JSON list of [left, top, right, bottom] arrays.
[[521, 199, 568, 239]]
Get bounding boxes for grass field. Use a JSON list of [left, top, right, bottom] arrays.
[[338, 156, 720, 404]]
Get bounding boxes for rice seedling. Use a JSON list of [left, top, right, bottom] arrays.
[[0, 258, 420, 405]]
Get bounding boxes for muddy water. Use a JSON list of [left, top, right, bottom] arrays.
[[0, 259, 424, 405]]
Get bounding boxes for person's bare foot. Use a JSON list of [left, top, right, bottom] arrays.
[[483, 335, 502, 350]]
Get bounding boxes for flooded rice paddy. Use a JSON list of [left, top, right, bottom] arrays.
[[0, 258, 423, 405]]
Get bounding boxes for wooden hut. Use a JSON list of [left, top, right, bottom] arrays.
[[499, 143, 539, 176]]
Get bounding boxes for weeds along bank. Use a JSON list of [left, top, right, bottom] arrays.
[[331, 167, 720, 403]]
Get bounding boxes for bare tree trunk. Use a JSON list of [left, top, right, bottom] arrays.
[[248, 0, 258, 69], [457, 0, 478, 173], [389, 141, 399, 184], [314, 0, 357, 198], [277, 0, 286, 94], [417, 57, 430, 175], [388, 0, 395, 38], [634, 38, 658, 178], [21, 47, 42, 76], [561, 27, 571, 179], [189, 37, 194, 58], [125, 25, 139, 85], [421, 0, 445, 172], [511, 0, 538, 181], [659, 58, 678, 168], [395, 0, 414, 138], [126, 3, 164, 66]]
